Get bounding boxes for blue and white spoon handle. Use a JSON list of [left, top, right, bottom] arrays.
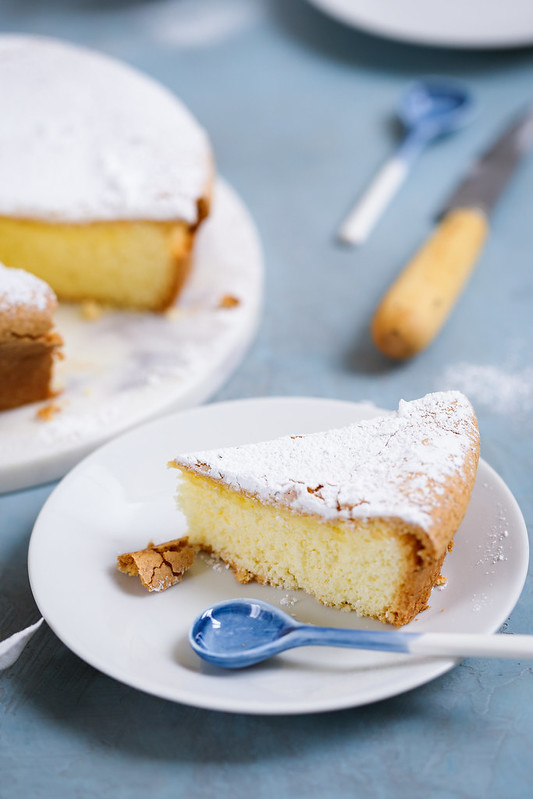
[[287, 626, 533, 660], [339, 156, 410, 246], [339, 130, 427, 246]]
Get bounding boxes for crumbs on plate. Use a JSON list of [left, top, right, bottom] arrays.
[[35, 402, 63, 422], [117, 537, 194, 592], [218, 294, 240, 309], [80, 300, 105, 321]]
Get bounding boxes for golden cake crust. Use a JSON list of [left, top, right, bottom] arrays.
[[0, 332, 62, 411], [0, 262, 63, 410]]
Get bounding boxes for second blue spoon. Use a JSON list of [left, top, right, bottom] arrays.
[[339, 77, 475, 245]]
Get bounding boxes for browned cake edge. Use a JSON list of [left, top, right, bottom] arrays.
[[0, 330, 63, 411]]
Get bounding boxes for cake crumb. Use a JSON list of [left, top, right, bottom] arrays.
[[234, 567, 254, 583], [435, 574, 447, 587], [35, 403, 62, 421], [80, 300, 105, 321], [164, 306, 182, 321], [199, 551, 231, 573], [218, 294, 240, 309], [279, 593, 299, 608], [117, 537, 194, 592]]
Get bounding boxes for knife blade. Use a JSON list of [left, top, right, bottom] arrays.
[[441, 106, 533, 215], [371, 106, 533, 359]]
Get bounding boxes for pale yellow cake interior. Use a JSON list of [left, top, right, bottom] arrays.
[[0, 217, 194, 311], [178, 471, 430, 626]]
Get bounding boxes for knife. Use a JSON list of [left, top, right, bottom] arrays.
[[371, 106, 533, 359]]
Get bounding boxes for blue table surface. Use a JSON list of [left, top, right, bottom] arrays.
[[1, 1, 533, 797]]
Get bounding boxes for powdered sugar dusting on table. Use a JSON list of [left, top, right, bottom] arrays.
[[0, 35, 211, 224], [0, 261, 53, 312], [139, 0, 266, 49], [438, 361, 533, 414], [175, 391, 479, 531]]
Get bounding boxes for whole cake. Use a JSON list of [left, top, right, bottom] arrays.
[[0, 35, 213, 311], [0, 261, 63, 411], [169, 391, 480, 626]]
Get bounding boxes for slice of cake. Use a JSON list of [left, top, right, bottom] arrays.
[[0, 35, 213, 312], [169, 391, 480, 626], [0, 261, 63, 411]]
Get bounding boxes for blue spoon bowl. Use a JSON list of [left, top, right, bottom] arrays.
[[399, 77, 475, 152]]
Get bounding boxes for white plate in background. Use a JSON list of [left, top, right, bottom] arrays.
[[0, 179, 263, 494], [28, 397, 529, 715], [308, 0, 533, 49]]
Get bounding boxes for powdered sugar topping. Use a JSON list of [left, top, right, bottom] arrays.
[[0, 35, 211, 224], [175, 391, 479, 531], [0, 261, 54, 313]]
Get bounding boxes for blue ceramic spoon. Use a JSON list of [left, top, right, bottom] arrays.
[[189, 598, 533, 669], [339, 77, 475, 245]]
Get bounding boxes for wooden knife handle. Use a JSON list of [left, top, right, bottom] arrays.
[[371, 208, 489, 359]]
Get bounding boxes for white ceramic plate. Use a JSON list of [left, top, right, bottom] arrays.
[[28, 397, 529, 715], [0, 179, 262, 494], [308, 0, 533, 49]]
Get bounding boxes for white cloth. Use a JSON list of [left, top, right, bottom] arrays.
[[0, 618, 44, 669]]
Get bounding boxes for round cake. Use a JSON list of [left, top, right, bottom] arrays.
[[0, 34, 213, 311]]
